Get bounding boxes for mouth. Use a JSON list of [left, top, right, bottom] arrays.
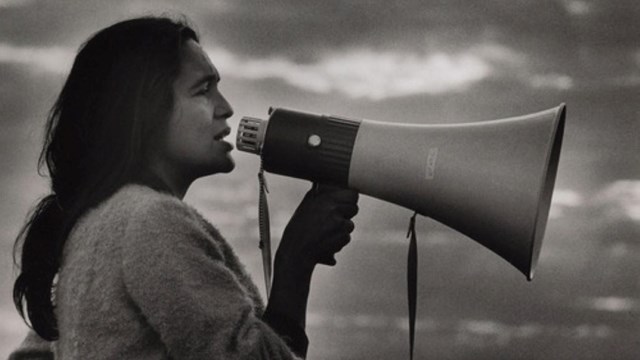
[[214, 128, 231, 141]]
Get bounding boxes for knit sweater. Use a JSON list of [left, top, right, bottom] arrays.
[[10, 184, 302, 359]]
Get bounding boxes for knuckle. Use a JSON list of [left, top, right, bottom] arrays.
[[345, 220, 355, 232]]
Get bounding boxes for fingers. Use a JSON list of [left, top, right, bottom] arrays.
[[324, 215, 355, 235], [316, 217, 354, 267], [312, 183, 359, 204], [334, 203, 359, 219], [311, 185, 359, 219], [317, 255, 337, 266], [337, 218, 355, 234], [282, 184, 359, 269], [316, 233, 351, 267], [344, 219, 355, 233]]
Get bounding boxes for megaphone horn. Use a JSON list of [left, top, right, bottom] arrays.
[[237, 104, 566, 280]]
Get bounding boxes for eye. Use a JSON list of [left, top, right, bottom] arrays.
[[195, 81, 213, 96], [196, 81, 212, 96]]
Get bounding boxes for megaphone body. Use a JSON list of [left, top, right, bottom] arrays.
[[237, 105, 566, 280]]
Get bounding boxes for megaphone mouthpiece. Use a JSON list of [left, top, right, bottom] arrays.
[[237, 117, 268, 154]]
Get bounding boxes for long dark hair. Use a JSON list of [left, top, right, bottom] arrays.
[[13, 16, 199, 341]]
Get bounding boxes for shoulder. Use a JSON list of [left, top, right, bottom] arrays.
[[109, 183, 192, 219], [100, 184, 207, 234], [108, 184, 225, 259]]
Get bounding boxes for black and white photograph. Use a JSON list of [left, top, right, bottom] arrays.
[[1, 1, 638, 359]]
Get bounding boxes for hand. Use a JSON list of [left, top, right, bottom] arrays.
[[275, 183, 359, 275], [265, 184, 358, 338]]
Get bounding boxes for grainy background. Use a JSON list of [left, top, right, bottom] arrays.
[[1, 1, 638, 359]]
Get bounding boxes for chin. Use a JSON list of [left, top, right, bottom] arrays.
[[220, 163, 235, 173], [203, 153, 235, 175], [216, 158, 236, 174]]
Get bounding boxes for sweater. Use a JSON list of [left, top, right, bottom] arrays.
[[9, 184, 302, 359]]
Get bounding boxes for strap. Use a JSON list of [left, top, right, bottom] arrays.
[[258, 165, 272, 297], [406, 212, 419, 360]]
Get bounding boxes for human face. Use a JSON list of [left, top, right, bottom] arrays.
[[158, 39, 235, 182]]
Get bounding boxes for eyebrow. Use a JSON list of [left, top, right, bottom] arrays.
[[189, 73, 220, 91]]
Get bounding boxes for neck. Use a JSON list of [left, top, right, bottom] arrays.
[[143, 164, 193, 199]]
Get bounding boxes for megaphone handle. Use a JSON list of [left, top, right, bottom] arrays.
[[312, 182, 339, 266]]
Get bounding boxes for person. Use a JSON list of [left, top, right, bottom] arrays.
[[10, 16, 358, 359]]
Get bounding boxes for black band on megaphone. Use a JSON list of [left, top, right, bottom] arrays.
[[261, 108, 361, 187]]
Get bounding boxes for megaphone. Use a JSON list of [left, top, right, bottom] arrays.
[[236, 104, 566, 280]]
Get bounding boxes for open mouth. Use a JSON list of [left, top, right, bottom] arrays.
[[214, 128, 231, 141]]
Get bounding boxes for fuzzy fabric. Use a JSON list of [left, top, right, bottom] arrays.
[[8, 331, 53, 360], [10, 184, 301, 359]]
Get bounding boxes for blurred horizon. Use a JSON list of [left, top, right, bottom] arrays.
[[1, 1, 638, 359]]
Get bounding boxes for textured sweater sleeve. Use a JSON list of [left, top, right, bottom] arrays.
[[120, 195, 301, 360]]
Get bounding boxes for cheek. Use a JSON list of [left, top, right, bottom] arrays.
[[177, 99, 214, 130], [166, 101, 214, 153]]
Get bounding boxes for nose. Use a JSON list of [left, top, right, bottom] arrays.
[[214, 92, 234, 120]]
